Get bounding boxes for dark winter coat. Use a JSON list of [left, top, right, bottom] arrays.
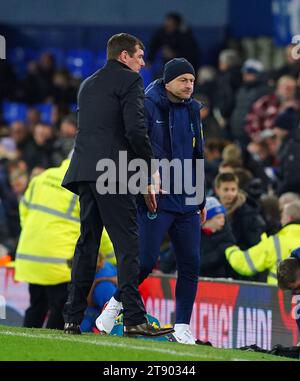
[[277, 127, 300, 195], [62, 60, 154, 194], [230, 80, 269, 143], [199, 220, 238, 278], [143, 79, 206, 212], [227, 192, 266, 250]]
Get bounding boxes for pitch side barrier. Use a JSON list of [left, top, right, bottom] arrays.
[[139, 274, 299, 350], [0, 267, 298, 348]]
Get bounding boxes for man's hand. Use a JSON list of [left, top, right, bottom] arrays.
[[144, 170, 166, 213], [144, 184, 157, 213], [200, 207, 207, 225]]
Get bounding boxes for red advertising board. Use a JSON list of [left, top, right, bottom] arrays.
[[0, 267, 298, 349], [139, 274, 299, 349]]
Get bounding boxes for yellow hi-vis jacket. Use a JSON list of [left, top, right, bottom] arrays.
[[15, 159, 115, 286], [225, 223, 300, 285]]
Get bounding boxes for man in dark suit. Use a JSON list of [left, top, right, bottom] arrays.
[[62, 33, 173, 337]]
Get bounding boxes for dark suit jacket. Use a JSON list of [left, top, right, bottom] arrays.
[[62, 59, 154, 194]]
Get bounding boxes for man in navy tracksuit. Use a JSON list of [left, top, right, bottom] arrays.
[[96, 58, 206, 344]]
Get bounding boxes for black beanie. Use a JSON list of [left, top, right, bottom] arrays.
[[163, 58, 195, 84]]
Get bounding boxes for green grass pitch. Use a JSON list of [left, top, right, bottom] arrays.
[[0, 325, 295, 361]]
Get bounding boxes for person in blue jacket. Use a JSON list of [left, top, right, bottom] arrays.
[[80, 253, 117, 332], [96, 58, 207, 344]]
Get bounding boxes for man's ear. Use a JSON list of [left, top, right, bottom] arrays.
[[118, 50, 128, 64]]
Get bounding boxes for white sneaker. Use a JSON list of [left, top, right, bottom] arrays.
[[173, 324, 196, 345], [95, 297, 123, 334]]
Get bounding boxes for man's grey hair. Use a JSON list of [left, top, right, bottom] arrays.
[[197, 66, 217, 83], [284, 200, 300, 221], [279, 192, 300, 206], [219, 49, 240, 67]]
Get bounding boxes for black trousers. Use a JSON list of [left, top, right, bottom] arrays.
[[63, 182, 147, 326], [24, 282, 68, 330]]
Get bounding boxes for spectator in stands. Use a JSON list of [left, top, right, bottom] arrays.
[[52, 114, 76, 166], [199, 197, 237, 279], [230, 59, 269, 145], [51, 104, 72, 131], [26, 108, 41, 131], [279, 192, 300, 212], [214, 49, 242, 127], [214, 172, 266, 249], [204, 139, 228, 193], [194, 94, 225, 140], [148, 12, 199, 73], [50, 69, 77, 105], [25, 123, 55, 172], [245, 75, 298, 142], [10, 121, 33, 161], [194, 66, 217, 106], [7, 159, 29, 200], [260, 195, 281, 236], [273, 44, 300, 81], [226, 200, 300, 285], [247, 135, 278, 168], [222, 143, 270, 191], [22, 52, 56, 103], [273, 108, 300, 195]]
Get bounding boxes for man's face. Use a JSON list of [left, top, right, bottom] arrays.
[[215, 181, 238, 207], [204, 213, 225, 232], [288, 279, 300, 294], [165, 73, 195, 100], [276, 79, 296, 101], [243, 72, 257, 83], [123, 45, 145, 73]]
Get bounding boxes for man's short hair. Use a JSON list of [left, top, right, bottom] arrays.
[[284, 201, 300, 222], [277, 258, 300, 290], [214, 172, 239, 189], [107, 33, 145, 60], [219, 49, 240, 67]]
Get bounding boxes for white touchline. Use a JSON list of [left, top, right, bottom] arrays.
[[0, 330, 249, 361]]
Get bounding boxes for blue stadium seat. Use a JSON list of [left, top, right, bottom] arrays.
[[66, 49, 94, 78], [2, 101, 28, 124], [35, 103, 53, 125]]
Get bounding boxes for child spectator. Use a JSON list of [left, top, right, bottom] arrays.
[[214, 172, 266, 249]]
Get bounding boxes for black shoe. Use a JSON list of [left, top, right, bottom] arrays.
[[64, 323, 81, 335], [123, 323, 174, 338]]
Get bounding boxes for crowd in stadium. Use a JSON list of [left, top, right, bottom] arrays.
[[1, 12, 300, 286]]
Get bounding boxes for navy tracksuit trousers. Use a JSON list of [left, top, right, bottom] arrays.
[[114, 207, 201, 324]]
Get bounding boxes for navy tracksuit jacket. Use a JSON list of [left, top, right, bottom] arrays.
[[115, 79, 206, 324]]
